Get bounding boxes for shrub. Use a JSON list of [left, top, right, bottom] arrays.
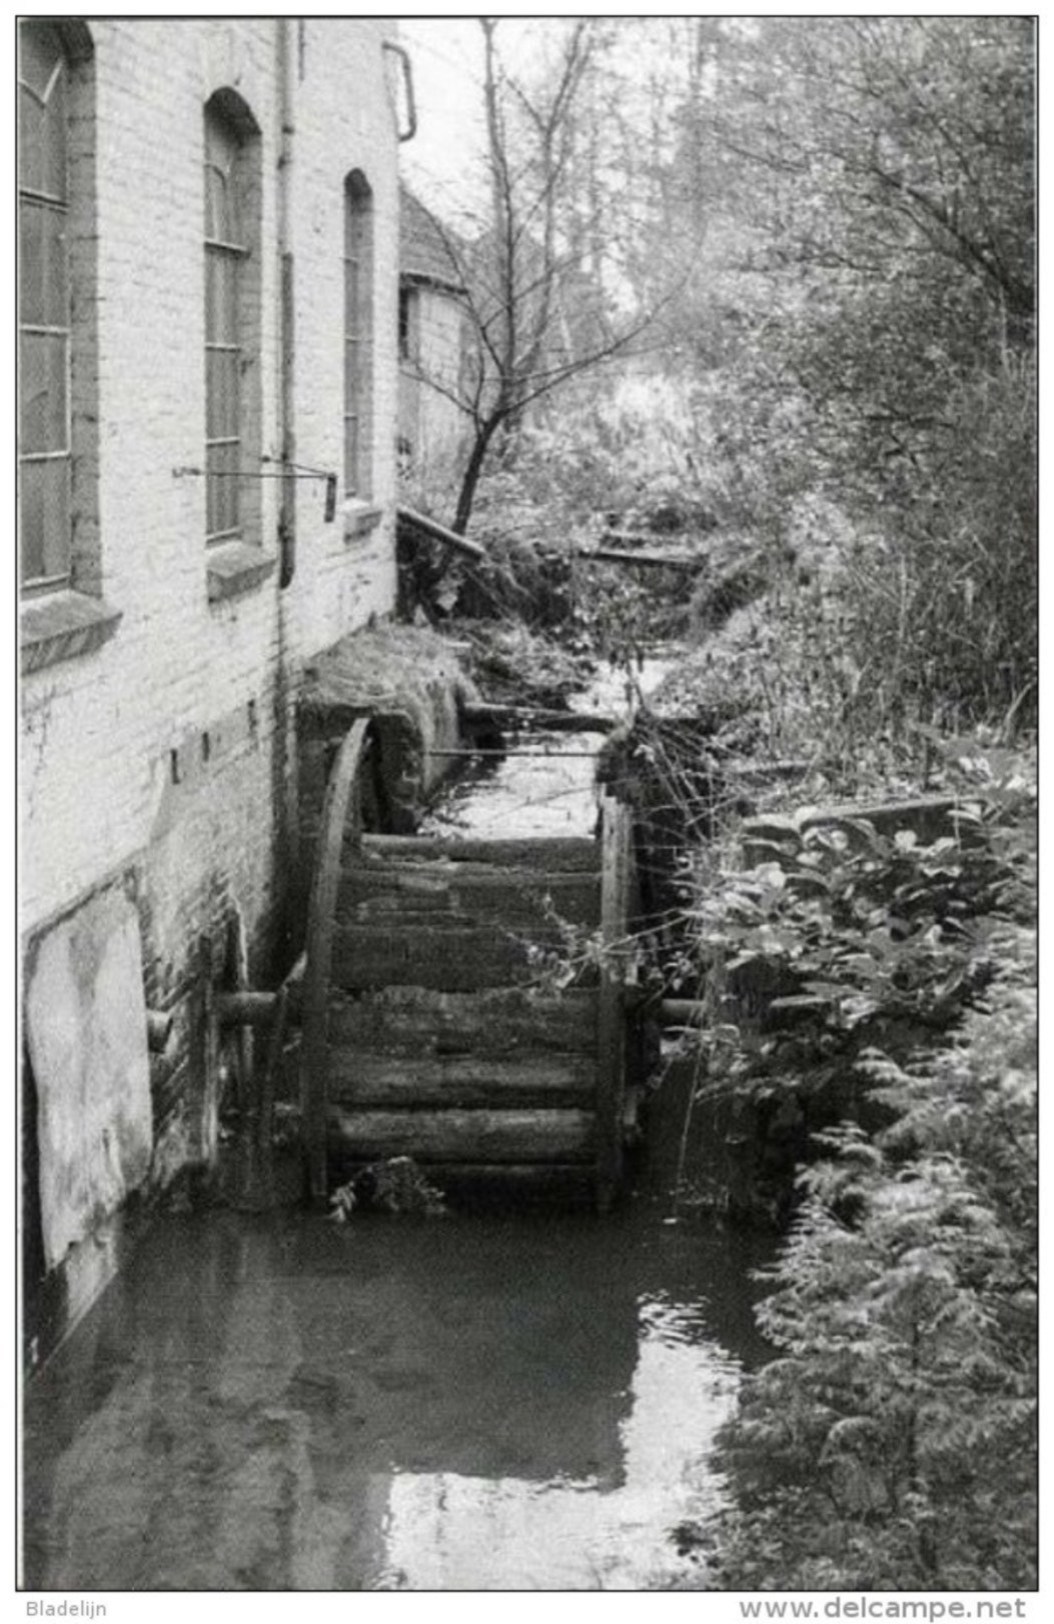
[[711, 944, 1036, 1589], [684, 747, 1036, 1590]]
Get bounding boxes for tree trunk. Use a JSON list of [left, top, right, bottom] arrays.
[[453, 414, 503, 534]]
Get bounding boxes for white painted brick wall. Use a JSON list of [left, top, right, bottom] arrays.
[[285, 18, 400, 660], [21, 20, 402, 1113], [399, 285, 471, 512]]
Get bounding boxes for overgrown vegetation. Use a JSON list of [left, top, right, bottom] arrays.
[[329, 1157, 447, 1220], [663, 743, 1036, 1588], [670, 15, 1035, 734], [408, 15, 1035, 738], [705, 929, 1036, 1590], [398, 428, 695, 700], [403, 19, 665, 536], [402, 16, 1035, 1589]]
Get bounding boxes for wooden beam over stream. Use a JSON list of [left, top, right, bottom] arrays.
[[462, 701, 618, 734], [580, 547, 701, 570]]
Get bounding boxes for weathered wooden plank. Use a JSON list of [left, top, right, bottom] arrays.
[[596, 793, 633, 1213], [658, 998, 707, 1027], [398, 503, 487, 561], [213, 952, 307, 1028], [582, 547, 699, 570], [327, 986, 599, 1056], [337, 863, 601, 929], [327, 1051, 596, 1108], [215, 990, 282, 1027], [741, 796, 983, 868], [427, 747, 602, 760], [332, 923, 581, 992], [599, 528, 698, 549], [419, 1163, 597, 1191], [345, 859, 599, 893], [230, 977, 289, 1212], [360, 834, 599, 872], [461, 702, 617, 735], [328, 1106, 597, 1162], [301, 718, 372, 1206]]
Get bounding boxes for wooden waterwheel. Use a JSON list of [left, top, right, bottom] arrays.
[[299, 719, 639, 1213]]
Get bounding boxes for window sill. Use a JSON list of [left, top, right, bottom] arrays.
[[342, 501, 384, 541], [206, 542, 276, 603], [21, 590, 122, 676]]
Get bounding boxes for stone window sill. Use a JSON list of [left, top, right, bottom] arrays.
[[342, 501, 384, 541], [21, 590, 122, 676], [207, 541, 276, 603]]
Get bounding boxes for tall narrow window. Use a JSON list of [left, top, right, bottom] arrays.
[[398, 285, 418, 362], [204, 103, 249, 543], [344, 172, 373, 498], [18, 23, 71, 591]]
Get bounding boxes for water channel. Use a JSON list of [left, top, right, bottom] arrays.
[[22, 652, 777, 1591], [22, 1200, 772, 1590], [422, 657, 677, 842]]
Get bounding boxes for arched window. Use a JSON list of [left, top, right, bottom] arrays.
[[204, 91, 260, 547], [18, 22, 73, 590], [19, 20, 110, 667], [344, 172, 374, 498]]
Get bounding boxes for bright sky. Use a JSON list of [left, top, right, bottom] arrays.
[[399, 18, 583, 224], [397, 19, 496, 223], [397, 16, 699, 228]]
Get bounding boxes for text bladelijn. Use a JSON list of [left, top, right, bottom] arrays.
[[26, 1605, 106, 1618]]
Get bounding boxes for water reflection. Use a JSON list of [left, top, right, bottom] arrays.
[[378, 1289, 742, 1590], [23, 653, 761, 1591], [23, 1208, 768, 1591]]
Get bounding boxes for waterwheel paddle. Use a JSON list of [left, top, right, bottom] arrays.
[[298, 719, 638, 1212]]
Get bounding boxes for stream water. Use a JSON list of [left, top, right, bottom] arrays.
[[22, 1200, 772, 1590], [22, 649, 776, 1592], [420, 655, 678, 842]]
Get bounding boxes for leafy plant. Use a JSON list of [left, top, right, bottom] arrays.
[[627, 17, 1037, 739], [329, 1157, 447, 1220], [682, 735, 1033, 1036], [709, 935, 1036, 1589], [672, 743, 1037, 1589]]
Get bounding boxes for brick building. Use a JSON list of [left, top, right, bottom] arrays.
[[397, 184, 471, 513], [18, 17, 411, 1355]]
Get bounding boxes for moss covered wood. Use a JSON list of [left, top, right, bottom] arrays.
[[292, 721, 640, 1208]]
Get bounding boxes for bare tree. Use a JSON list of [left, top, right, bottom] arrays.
[[407, 18, 662, 535]]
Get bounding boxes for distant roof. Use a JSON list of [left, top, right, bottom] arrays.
[[400, 184, 465, 293]]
